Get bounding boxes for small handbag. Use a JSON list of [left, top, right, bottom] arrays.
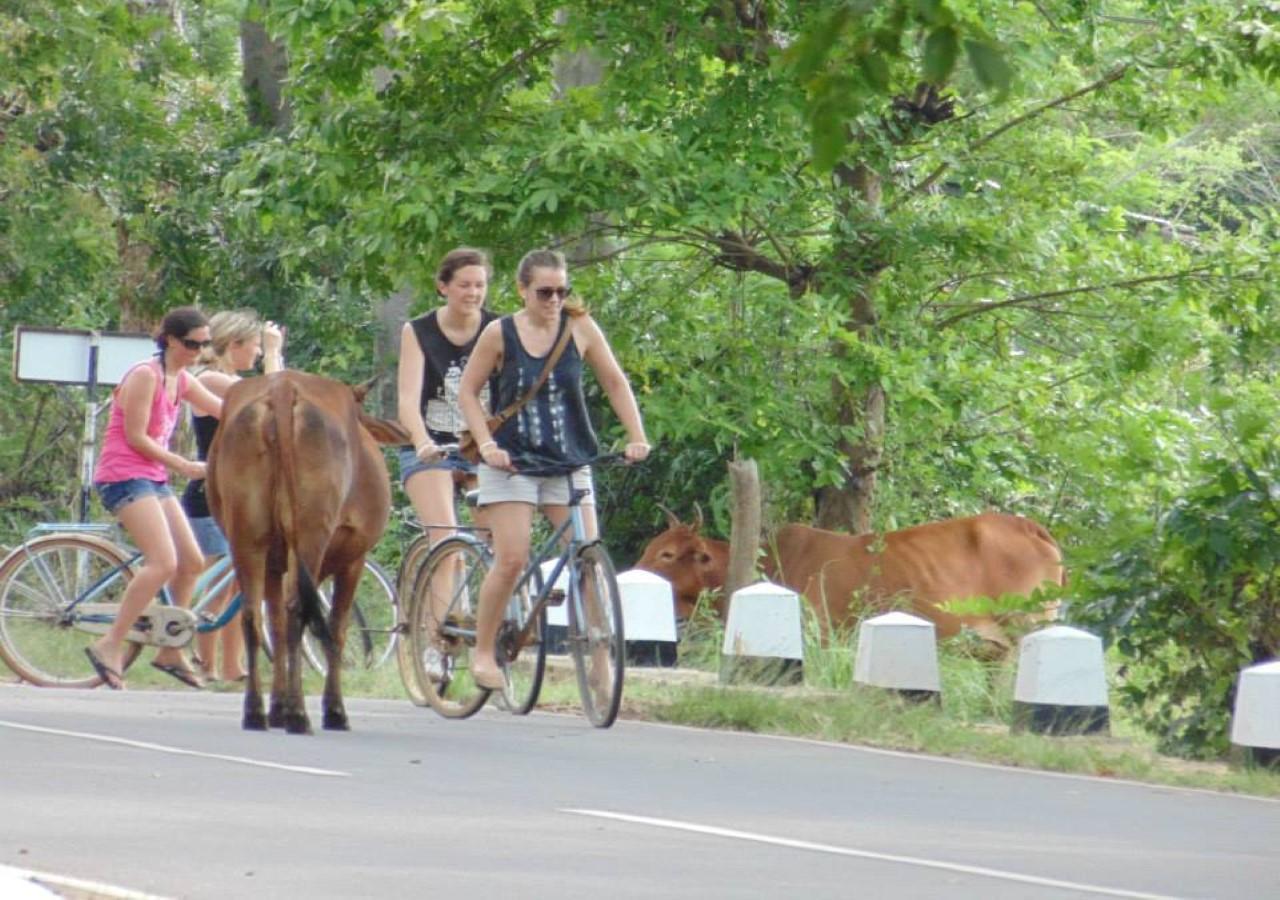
[[458, 316, 574, 463]]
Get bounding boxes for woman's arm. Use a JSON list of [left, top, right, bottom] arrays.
[[396, 323, 434, 457], [578, 316, 650, 462], [197, 370, 236, 399], [458, 321, 511, 469], [262, 322, 284, 373], [118, 366, 205, 478], [185, 377, 224, 419]]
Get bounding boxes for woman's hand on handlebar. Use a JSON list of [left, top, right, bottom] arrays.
[[624, 441, 651, 463], [480, 442, 514, 471]]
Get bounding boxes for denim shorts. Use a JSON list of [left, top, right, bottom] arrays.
[[398, 445, 475, 485], [95, 478, 173, 515], [188, 515, 229, 557], [477, 465, 594, 507]]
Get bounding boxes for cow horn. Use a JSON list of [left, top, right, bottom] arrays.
[[655, 502, 682, 529], [691, 502, 704, 533]]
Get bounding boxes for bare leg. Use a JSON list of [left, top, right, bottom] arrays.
[[472, 500, 535, 688], [89, 496, 178, 680], [405, 469, 461, 634], [195, 554, 223, 677], [217, 582, 246, 681], [152, 496, 207, 671]]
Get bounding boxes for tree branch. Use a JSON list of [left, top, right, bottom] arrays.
[[890, 64, 1130, 214], [935, 266, 1216, 329]]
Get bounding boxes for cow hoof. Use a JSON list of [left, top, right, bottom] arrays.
[[322, 711, 350, 731], [267, 705, 287, 729], [242, 713, 268, 731], [285, 715, 312, 735]]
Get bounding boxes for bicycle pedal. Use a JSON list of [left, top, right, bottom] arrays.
[[547, 589, 566, 607]]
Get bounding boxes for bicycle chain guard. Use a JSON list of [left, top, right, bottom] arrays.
[[74, 603, 198, 648]]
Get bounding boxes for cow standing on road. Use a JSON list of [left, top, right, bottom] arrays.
[[208, 371, 410, 733], [636, 511, 1065, 656]]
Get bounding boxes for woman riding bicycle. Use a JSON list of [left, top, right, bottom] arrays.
[[85, 306, 225, 690], [458, 248, 650, 691]]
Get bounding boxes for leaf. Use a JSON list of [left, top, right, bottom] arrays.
[[964, 39, 1013, 94], [924, 26, 959, 84]]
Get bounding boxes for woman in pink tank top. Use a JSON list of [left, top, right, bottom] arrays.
[[84, 307, 225, 691]]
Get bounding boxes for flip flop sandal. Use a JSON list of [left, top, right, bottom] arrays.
[[151, 661, 205, 689], [84, 647, 124, 690]]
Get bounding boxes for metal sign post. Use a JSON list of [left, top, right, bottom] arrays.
[[12, 326, 157, 522]]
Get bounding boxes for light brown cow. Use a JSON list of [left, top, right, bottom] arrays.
[[635, 511, 1065, 654], [207, 371, 409, 734]]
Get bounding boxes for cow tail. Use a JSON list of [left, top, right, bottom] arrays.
[[273, 378, 334, 650]]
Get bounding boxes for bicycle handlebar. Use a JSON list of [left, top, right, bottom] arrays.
[[513, 451, 636, 478]]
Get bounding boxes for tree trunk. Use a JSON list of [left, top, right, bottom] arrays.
[[814, 162, 886, 534], [240, 6, 291, 132], [724, 458, 762, 601]]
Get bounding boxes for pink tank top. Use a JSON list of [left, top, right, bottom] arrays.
[[94, 359, 192, 484]]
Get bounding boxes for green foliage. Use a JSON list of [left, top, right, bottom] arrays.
[[1074, 435, 1280, 757]]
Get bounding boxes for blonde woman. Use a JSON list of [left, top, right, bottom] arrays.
[[180, 310, 284, 683]]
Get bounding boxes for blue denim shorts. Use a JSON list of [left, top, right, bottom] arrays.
[[188, 515, 229, 557], [398, 445, 475, 485], [94, 478, 173, 515]]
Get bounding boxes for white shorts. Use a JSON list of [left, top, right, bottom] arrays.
[[477, 465, 594, 507]]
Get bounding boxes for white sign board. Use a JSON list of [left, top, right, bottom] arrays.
[[13, 327, 156, 386]]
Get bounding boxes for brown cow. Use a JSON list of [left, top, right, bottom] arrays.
[[635, 510, 1065, 655], [207, 371, 409, 733]]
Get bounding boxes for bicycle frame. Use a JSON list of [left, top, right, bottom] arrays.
[[505, 482, 596, 653], [13, 522, 243, 635]]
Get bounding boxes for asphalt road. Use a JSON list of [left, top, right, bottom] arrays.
[[0, 684, 1276, 900]]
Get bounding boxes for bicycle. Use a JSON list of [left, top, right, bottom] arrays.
[[0, 521, 395, 687], [397, 454, 626, 728]]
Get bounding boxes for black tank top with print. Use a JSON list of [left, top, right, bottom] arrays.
[[408, 308, 498, 444], [492, 313, 598, 470]]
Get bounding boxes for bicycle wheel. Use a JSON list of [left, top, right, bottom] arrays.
[[397, 534, 435, 602], [0, 534, 144, 687], [497, 574, 547, 715], [304, 559, 397, 674], [569, 543, 625, 728], [398, 536, 492, 718]]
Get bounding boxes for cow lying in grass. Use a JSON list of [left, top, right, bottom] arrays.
[[635, 510, 1065, 656]]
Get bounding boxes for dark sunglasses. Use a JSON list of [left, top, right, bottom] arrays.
[[179, 337, 213, 351], [534, 286, 573, 301]]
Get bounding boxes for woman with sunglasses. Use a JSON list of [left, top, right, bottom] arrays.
[[181, 309, 284, 683], [458, 248, 650, 690], [84, 306, 225, 690]]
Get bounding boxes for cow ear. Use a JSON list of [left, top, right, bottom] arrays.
[[358, 412, 411, 446]]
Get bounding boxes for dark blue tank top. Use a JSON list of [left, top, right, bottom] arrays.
[[492, 314, 598, 470]]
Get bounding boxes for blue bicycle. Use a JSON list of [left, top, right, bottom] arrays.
[[0, 522, 395, 687]]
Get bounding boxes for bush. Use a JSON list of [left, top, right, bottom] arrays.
[[1075, 451, 1280, 758]]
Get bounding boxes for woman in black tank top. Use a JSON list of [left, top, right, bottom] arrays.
[[396, 248, 498, 543], [457, 248, 651, 691]]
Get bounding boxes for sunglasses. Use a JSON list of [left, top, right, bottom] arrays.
[[533, 286, 573, 301], [179, 337, 213, 351]]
